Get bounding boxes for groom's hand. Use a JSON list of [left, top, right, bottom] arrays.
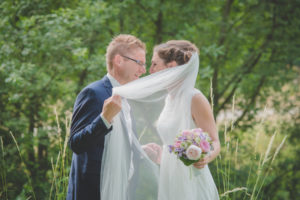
[[102, 95, 122, 123]]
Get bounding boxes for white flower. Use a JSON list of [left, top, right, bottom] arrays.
[[186, 145, 202, 160]]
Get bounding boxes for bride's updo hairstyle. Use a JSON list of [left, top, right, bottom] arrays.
[[154, 40, 199, 66]]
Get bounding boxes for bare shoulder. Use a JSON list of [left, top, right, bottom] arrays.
[[191, 90, 216, 131], [191, 91, 210, 109]]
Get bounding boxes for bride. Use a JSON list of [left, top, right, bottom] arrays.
[[100, 40, 220, 200]]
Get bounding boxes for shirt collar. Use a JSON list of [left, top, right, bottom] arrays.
[[107, 73, 121, 88]]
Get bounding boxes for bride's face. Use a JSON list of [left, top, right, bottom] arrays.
[[150, 52, 168, 74]]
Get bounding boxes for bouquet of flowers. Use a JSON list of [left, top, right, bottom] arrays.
[[168, 128, 213, 166]]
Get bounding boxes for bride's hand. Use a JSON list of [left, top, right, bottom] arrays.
[[142, 143, 162, 164], [193, 155, 211, 169]]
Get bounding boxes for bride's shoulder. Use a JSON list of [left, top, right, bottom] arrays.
[[191, 88, 203, 97], [191, 88, 210, 106]]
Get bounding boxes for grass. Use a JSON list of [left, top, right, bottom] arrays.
[[0, 136, 8, 200], [216, 128, 287, 199], [215, 98, 287, 199], [0, 103, 289, 199], [9, 131, 36, 200], [0, 108, 71, 200], [49, 108, 71, 200]]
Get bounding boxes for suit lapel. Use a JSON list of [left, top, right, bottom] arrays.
[[102, 75, 113, 97]]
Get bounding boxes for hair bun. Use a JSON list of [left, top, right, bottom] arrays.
[[183, 51, 192, 63], [154, 40, 199, 65]]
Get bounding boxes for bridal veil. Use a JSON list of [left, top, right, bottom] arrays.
[[100, 53, 202, 199]]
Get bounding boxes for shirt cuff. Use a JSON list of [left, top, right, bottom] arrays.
[[100, 114, 112, 129]]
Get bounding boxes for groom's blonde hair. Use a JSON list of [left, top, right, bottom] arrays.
[[106, 34, 146, 71]]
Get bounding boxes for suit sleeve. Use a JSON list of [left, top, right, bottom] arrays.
[[69, 88, 112, 154]]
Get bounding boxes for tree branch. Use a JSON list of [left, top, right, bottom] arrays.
[[218, 0, 234, 46], [136, 0, 149, 13], [217, 16, 276, 112], [211, 0, 234, 113], [217, 52, 262, 113], [234, 75, 266, 128], [154, 0, 164, 44]]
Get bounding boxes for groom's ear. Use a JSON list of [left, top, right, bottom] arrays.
[[166, 61, 178, 68], [113, 54, 122, 68]]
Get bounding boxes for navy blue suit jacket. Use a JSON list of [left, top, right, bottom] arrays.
[[66, 76, 113, 200]]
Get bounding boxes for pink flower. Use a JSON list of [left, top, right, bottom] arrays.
[[183, 130, 194, 139], [192, 128, 203, 134], [174, 141, 181, 148], [199, 140, 211, 152], [183, 130, 192, 136]]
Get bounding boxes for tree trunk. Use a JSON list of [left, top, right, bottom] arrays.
[[154, 0, 164, 44]]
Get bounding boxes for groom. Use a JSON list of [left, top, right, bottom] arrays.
[[66, 34, 146, 200]]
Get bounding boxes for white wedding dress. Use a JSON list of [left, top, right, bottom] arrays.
[[156, 91, 219, 200], [100, 53, 219, 200]]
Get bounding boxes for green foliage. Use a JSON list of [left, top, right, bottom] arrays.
[[0, 0, 299, 199]]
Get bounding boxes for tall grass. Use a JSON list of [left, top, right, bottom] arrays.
[[216, 100, 287, 199], [0, 136, 8, 200], [0, 108, 71, 200], [1, 99, 289, 199], [49, 108, 71, 200], [8, 131, 36, 200]]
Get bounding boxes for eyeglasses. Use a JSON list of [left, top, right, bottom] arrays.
[[121, 55, 146, 67]]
